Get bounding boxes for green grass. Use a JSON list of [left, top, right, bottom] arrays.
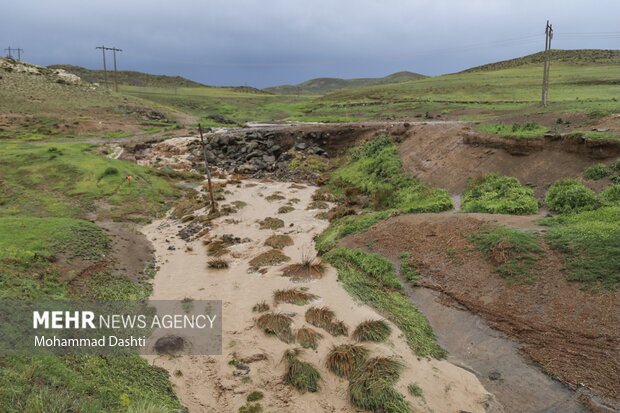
[[330, 136, 453, 213], [477, 122, 548, 139], [543, 207, 620, 288], [545, 178, 599, 214], [282, 349, 321, 393], [325, 247, 445, 358], [348, 357, 410, 413], [584, 163, 613, 180], [471, 226, 543, 283], [461, 174, 539, 215], [0, 142, 178, 222], [398, 252, 420, 285]]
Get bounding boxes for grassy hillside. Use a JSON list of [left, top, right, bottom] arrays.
[[461, 49, 620, 73], [264, 71, 426, 95], [48, 64, 209, 88]]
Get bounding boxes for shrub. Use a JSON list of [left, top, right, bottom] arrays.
[[326, 344, 368, 378], [353, 320, 391, 342], [584, 163, 612, 180], [461, 174, 538, 215], [600, 184, 620, 206], [246, 391, 264, 402], [545, 179, 599, 214], [611, 159, 620, 172]]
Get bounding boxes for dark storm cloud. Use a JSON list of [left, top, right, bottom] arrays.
[[1, 0, 618, 87]]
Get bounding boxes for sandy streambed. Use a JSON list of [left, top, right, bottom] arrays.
[[142, 179, 497, 413]]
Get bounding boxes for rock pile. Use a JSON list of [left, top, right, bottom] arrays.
[[186, 129, 329, 177]]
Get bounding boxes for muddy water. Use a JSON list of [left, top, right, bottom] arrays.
[[143, 178, 496, 413], [402, 283, 587, 413]]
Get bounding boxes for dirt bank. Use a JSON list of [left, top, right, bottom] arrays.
[[340, 213, 620, 411], [397, 123, 619, 197], [142, 180, 498, 412]]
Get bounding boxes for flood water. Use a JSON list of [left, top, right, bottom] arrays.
[[403, 284, 588, 413]]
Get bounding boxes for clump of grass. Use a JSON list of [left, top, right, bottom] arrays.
[[325, 247, 445, 358], [329, 135, 452, 213], [399, 252, 419, 285], [471, 226, 542, 283], [278, 205, 295, 214], [207, 258, 229, 269], [407, 383, 423, 398], [542, 207, 620, 287], [232, 200, 247, 209], [172, 192, 204, 219], [264, 234, 293, 249], [315, 210, 396, 254], [265, 193, 286, 202], [305, 306, 348, 336], [348, 357, 409, 413], [282, 349, 321, 393], [296, 327, 323, 350], [584, 163, 612, 180], [246, 391, 264, 402], [238, 403, 262, 413], [307, 200, 329, 210], [273, 288, 319, 305], [249, 249, 291, 267], [545, 178, 599, 214], [326, 320, 348, 337], [462, 174, 538, 215], [258, 217, 284, 230], [281, 252, 327, 280], [252, 301, 270, 313], [353, 320, 391, 342], [325, 344, 368, 378], [327, 205, 356, 221], [305, 306, 335, 329], [207, 240, 230, 257], [256, 313, 294, 343], [600, 184, 620, 206]]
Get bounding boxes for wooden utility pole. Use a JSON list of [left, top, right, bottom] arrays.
[[96, 46, 109, 88], [198, 124, 217, 213], [109, 47, 122, 92], [541, 20, 553, 107]]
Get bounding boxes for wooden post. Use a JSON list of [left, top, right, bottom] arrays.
[[541, 21, 553, 107], [198, 124, 217, 213]]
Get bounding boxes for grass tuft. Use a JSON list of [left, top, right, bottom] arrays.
[[352, 320, 391, 342], [296, 327, 323, 350], [282, 349, 321, 393], [258, 217, 284, 230], [207, 258, 229, 269], [249, 249, 291, 267], [256, 313, 294, 343], [462, 173, 538, 215], [471, 226, 542, 283], [545, 178, 599, 214], [264, 234, 294, 249], [305, 306, 335, 329], [348, 357, 409, 413], [252, 301, 270, 313], [273, 288, 319, 305], [325, 344, 369, 378]]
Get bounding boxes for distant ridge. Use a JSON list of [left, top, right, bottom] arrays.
[[264, 71, 426, 95], [460, 49, 620, 73]]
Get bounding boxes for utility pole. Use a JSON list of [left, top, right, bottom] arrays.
[[198, 124, 218, 213], [108, 47, 122, 92], [4, 47, 23, 60], [541, 20, 553, 107], [96, 46, 109, 88]]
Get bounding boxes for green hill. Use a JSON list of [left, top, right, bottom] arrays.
[[461, 49, 620, 73], [264, 71, 426, 95], [47, 64, 210, 88]]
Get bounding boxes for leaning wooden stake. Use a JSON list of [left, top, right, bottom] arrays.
[[198, 124, 217, 213]]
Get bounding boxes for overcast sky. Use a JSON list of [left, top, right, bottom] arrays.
[[1, 0, 619, 87]]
